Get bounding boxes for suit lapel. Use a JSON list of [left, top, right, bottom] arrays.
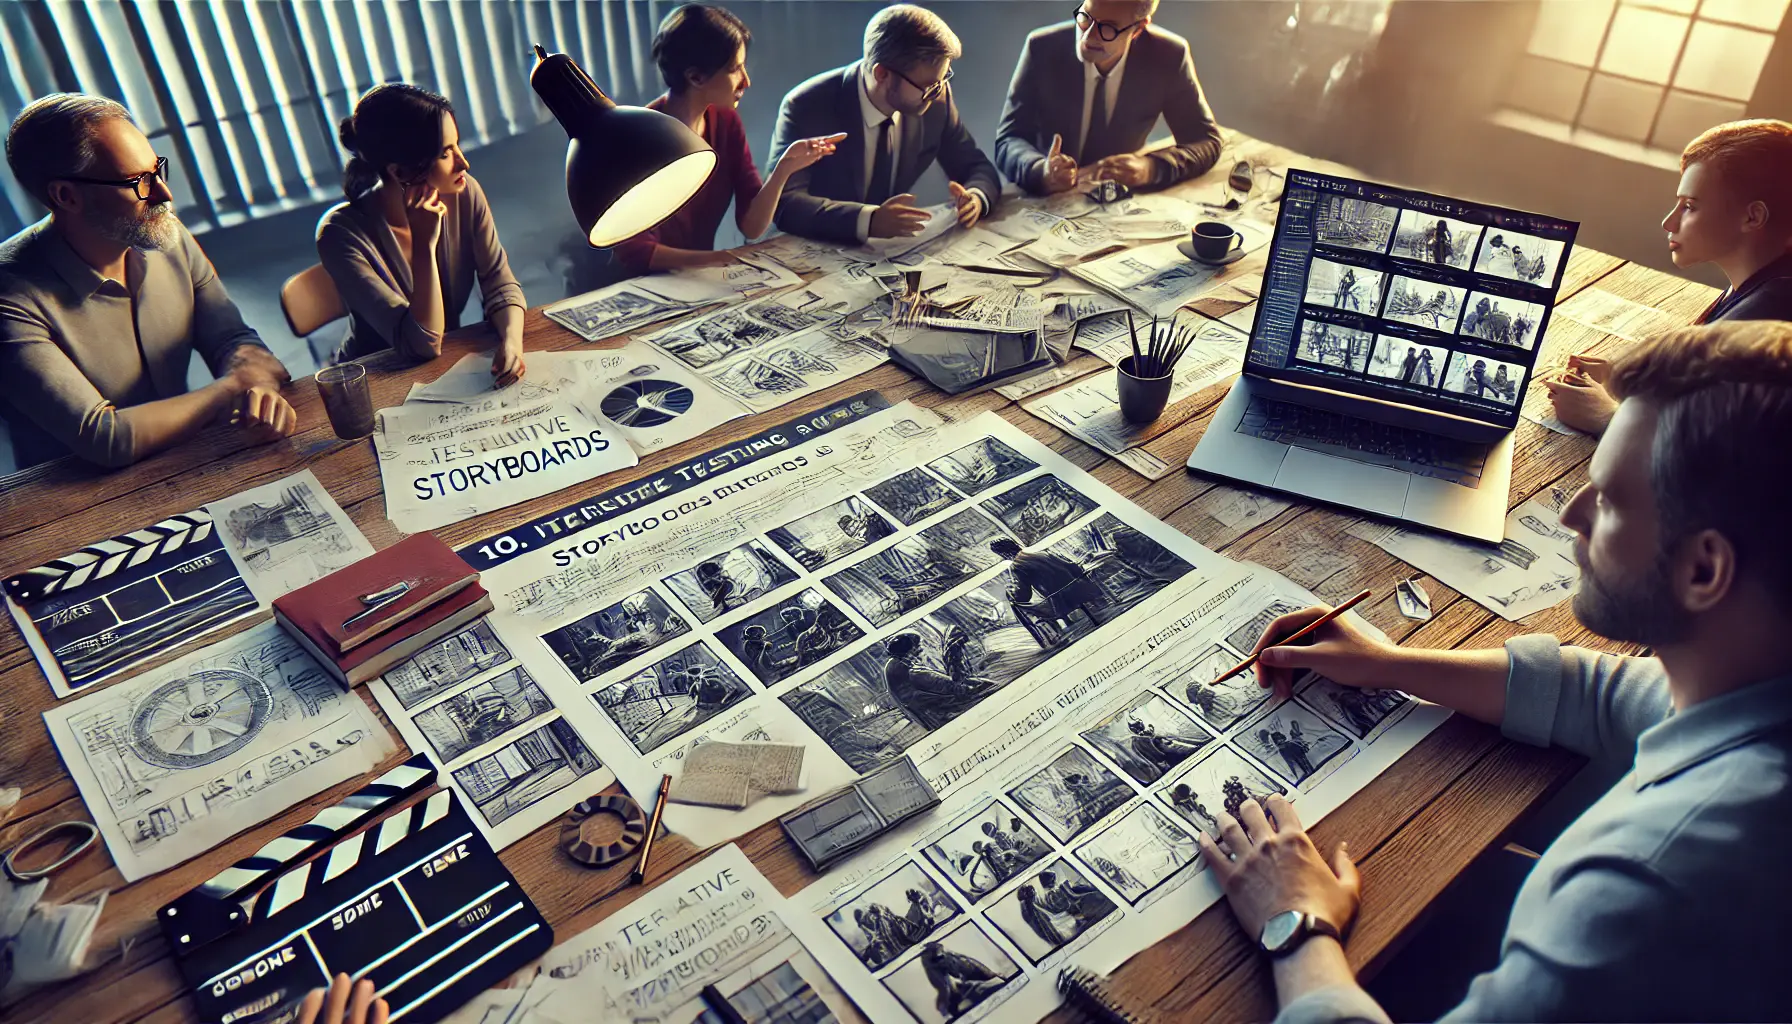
[[837, 61, 875, 201]]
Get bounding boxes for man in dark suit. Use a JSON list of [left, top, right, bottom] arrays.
[[768, 4, 1000, 244], [995, 0, 1223, 195]]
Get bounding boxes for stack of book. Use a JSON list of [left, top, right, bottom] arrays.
[[273, 534, 489, 686]]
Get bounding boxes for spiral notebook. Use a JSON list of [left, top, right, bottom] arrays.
[[1056, 966, 1171, 1024]]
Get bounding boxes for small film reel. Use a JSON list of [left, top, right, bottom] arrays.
[[559, 793, 647, 868]]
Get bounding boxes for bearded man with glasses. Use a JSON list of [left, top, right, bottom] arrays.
[[996, 0, 1224, 195], [0, 93, 294, 469], [770, 4, 1000, 244]]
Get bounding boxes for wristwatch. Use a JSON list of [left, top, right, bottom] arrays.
[[1258, 909, 1343, 957]]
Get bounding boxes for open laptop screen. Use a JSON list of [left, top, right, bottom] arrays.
[[1246, 170, 1579, 430]]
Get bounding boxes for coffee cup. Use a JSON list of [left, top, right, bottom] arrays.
[[1191, 221, 1242, 261]]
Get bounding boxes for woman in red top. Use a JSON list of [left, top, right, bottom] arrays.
[[611, 4, 844, 274]]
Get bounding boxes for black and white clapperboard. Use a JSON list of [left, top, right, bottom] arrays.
[[161, 754, 552, 1024], [2, 507, 258, 696]]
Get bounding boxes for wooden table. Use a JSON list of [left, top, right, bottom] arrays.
[[0, 136, 1715, 1024]]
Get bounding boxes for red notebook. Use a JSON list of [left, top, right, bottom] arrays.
[[273, 534, 478, 658]]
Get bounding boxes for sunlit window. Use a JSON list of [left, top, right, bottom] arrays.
[[1504, 0, 1787, 155]]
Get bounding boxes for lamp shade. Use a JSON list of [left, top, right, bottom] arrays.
[[530, 45, 717, 248]]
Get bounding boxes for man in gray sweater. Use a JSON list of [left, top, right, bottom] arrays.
[[0, 94, 294, 469], [1203, 319, 1792, 1021]]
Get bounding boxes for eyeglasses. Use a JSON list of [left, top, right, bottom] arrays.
[[893, 65, 954, 103], [1074, 7, 1145, 42], [62, 156, 170, 201]]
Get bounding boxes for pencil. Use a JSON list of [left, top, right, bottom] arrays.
[[632, 774, 672, 884], [1206, 589, 1372, 686], [1126, 310, 1142, 369]]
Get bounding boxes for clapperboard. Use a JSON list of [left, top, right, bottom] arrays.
[[2, 508, 258, 694], [161, 755, 552, 1024]]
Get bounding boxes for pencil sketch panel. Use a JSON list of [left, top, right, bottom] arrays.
[[1159, 744, 1289, 837], [1292, 319, 1374, 374], [1296, 673, 1414, 740], [926, 436, 1038, 496], [1312, 194, 1398, 253], [823, 860, 962, 971], [986, 857, 1118, 963], [1474, 229, 1565, 285], [1079, 691, 1215, 785], [921, 800, 1051, 902], [1391, 210, 1481, 270], [766, 495, 897, 571], [382, 620, 513, 709], [1007, 745, 1137, 845], [1366, 335, 1447, 388], [540, 589, 691, 684], [977, 475, 1099, 546], [880, 920, 1020, 1024], [928, 574, 1094, 687], [823, 535, 987, 629], [714, 588, 864, 685], [1301, 257, 1385, 315], [451, 718, 604, 828], [1222, 599, 1307, 656], [661, 539, 798, 624], [1175, 644, 1282, 733], [1441, 350, 1525, 407], [593, 641, 754, 754], [412, 666, 555, 763], [1236, 701, 1357, 788], [709, 358, 808, 404], [863, 468, 962, 525], [1073, 802, 1202, 904], [1382, 276, 1467, 334], [1459, 292, 1546, 352]]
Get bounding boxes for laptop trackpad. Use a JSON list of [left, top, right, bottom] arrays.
[[1275, 446, 1411, 517]]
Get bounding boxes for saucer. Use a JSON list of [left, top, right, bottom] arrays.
[[1178, 239, 1247, 266]]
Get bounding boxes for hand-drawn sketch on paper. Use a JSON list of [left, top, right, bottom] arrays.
[[210, 469, 374, 606], [42, 621, 393, 881], [592, 641, 755, 754], [986, 857, 1118, 964], [922, 800, 1052, 901]]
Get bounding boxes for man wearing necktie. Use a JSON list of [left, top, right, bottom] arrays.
[[995, 0, 1224, 195], [769, 4, 1000, 244]]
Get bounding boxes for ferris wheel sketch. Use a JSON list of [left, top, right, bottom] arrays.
[[131, 667, 274, 769]]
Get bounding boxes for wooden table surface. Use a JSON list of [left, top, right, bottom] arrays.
[[0, 135, 1715, 1024]]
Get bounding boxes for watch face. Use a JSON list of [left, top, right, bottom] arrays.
[[1261, 910, 1303, 952]]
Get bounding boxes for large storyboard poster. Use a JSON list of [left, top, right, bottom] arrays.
[[470, 404, 1449, 1022]]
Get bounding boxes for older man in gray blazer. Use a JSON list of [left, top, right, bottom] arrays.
[[768, 5, 1000, 245], [996, 0, 1223, 195]]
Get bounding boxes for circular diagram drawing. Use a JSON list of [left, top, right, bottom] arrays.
[[131, 668, 274, 769], [600, 379, 695, 428]]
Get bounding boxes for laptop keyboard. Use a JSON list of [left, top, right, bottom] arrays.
[[1236, 396, 1489, 488]]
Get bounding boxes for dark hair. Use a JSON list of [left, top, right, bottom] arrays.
[[1608, 320, 1792, 607], [337, 83, 455, 200], [653, 5, 751, 94], [6, 93, 135, 207]]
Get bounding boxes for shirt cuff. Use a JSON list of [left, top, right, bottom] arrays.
[[1274, 984, 1394, 1024], [1501, 633, 1565, 748], [968, 187, 991, 218], [855, 204, 875, 244]]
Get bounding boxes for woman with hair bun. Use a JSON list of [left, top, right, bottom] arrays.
[[316, 83, 525, 383], [609, 3, 845, 275]]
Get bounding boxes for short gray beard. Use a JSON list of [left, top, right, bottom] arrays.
[[93, 201, 179, 250]]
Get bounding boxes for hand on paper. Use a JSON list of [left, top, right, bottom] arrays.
[[492, 336, 526, 388], [1566, 352, 1613, 385], [870, 193, 932, 238], [403, 183, 447, 244], [1042, 134, 1079, 194], [949, 181, 983, 228], [299, 974, 388, 1024], [1089, 152, 1155, 189], [1196, 795, 1360, 943], [1250, 604, 1398, 701], [1542, 373, 1617, 435], [230, 384, 298, 442], [776, 132, 847, 177]]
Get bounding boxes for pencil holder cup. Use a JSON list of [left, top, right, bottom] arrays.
[[1117, 357, 1173, 424]]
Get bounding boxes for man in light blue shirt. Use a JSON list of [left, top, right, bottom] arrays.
[[1198, 319, 1792, 1022]]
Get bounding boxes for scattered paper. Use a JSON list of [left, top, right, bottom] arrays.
[[373, 385, 637, 532], [543, 281, 708, 342], [209, 470, 374, 607], [635, 257, 801, 306], [1555, 287, 1682, 342], [1349, 499, 1580, 621], [1396, 577, 1433, 620], [42, 621, 394, 881], [745, 233, 875, 276]]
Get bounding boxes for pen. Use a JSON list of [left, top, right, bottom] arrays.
[[1207, 589, 1372, 686], [632, 774, 672, 885], [699, 984, 749, 1024]]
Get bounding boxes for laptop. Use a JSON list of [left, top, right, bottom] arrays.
[[1186, 170, 1578, 542]]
